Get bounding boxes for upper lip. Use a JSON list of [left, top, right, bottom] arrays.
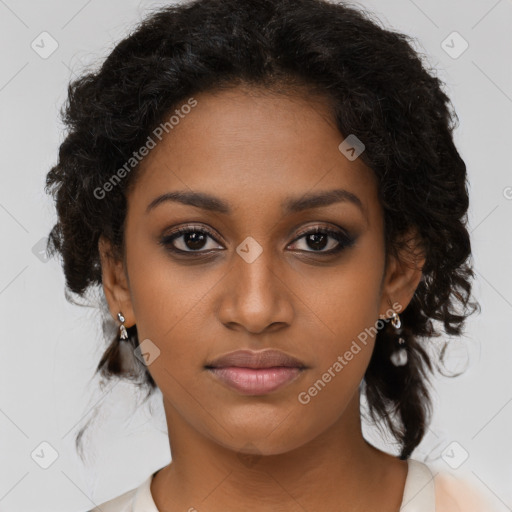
[[205, 349, 306, 369]]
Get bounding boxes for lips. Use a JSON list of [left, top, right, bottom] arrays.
[[205, 349, 306, 370], [205, 349, 307, 395]]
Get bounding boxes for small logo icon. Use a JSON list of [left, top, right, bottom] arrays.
[[31, 441, 59, 469], [31, 31, 59, 59], [338, 134, 365, 161], [32, 237, 50, 263], [237, 442, 262, 468], [441, 441, 469, 469], [441, 31, 469, 59], [236, 236, 263, 263], [134, 338, 161, 366]]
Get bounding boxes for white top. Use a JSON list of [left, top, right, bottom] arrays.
[[89, 459, 438, 511]]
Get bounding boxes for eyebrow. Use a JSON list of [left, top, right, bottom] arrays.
[[145, 188, 366, 217]]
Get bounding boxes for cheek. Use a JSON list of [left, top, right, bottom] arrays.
[[291, 243, 385, 404], [125, 231, 215, 349], [123, 259, 210, 411], [293, 241, 385, 352]]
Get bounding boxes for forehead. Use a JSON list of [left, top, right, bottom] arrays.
[[127, 86, 379, 221]]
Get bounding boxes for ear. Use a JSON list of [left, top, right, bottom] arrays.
[[379, 227, 425, 318], [98, 235, 135, 327]]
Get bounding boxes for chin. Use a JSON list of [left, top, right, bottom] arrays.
[[205, 421, 314, 457]]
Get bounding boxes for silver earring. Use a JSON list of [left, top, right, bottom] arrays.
[[117, 312, 128, 341], [390, 311, 407, 366]]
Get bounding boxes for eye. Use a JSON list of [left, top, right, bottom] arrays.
[[160, 224, 355, 257], [288, 226, 355, 254], [160, 225, 224, 253]]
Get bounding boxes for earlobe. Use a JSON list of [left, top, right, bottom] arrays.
[[98, 235, 135, 326], [379, 228, 425, 317]]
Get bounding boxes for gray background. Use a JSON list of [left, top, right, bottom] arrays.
[[0, 0, 511, 510]]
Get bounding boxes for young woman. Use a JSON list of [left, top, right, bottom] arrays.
[[45, 0, 497, 510]]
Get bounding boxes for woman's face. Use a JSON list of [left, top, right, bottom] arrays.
[[100, 86, 421, 456]]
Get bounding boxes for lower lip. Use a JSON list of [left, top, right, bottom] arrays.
[[207, 366, 303, 395]]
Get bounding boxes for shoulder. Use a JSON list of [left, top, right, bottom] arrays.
[[405, 458, 499, 512], [87, 472, 157, 512], [433, 470, 498, 512], [87, 486, 138, 512]]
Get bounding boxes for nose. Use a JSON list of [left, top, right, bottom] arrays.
[[216, 247, 294, 335]]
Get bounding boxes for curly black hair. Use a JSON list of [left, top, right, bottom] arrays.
[[45, 0, 479, 460]]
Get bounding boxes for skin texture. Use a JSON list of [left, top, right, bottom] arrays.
[[99, 85, 425, 511]]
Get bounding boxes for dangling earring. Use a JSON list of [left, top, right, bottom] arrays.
[[117, 312, 128, 341], [390, 311, 408, 366]]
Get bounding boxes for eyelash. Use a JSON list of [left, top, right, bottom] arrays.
[[159, 224, 355, 257]]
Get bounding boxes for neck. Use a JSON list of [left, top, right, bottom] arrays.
[[151, 393, 408, 512]]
